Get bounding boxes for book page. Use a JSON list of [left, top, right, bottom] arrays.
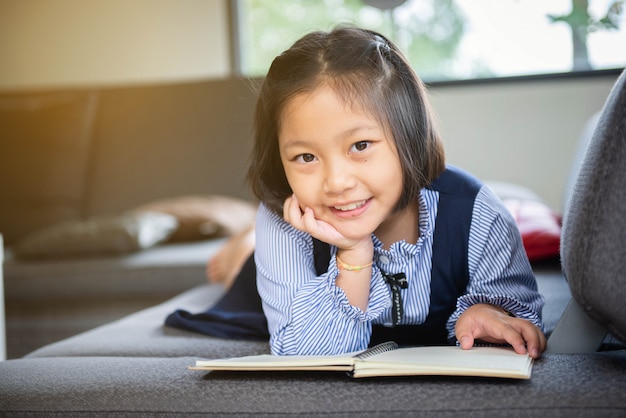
[[192, 342, 398, 371], [193, 352, 359, 371], [353, 346, 532, 379]]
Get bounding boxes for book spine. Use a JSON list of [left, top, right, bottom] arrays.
[[354, 341, 399, 360]]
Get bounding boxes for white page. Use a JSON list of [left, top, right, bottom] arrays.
[[356, 346, 531, 374]]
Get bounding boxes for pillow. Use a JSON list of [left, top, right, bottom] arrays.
[[486, 181, 561, 261], [484, 181, 543, 203], [12, 212, 178, 260], [130, 195, 257, 242], [0, 92, 98, 245], [502, 199, 562, 261]]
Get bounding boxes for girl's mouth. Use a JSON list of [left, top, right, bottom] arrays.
[[330, 199, 371, 217], [334, 199, 367, 211]]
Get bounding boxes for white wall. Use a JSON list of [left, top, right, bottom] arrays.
[[0, 0, 230, 91], [430, 74, 618, 212]]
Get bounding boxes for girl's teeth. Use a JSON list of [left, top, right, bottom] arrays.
[[334, 200, 366, 211]]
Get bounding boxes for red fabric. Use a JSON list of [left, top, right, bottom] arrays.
[[503, 199, 562, 261]]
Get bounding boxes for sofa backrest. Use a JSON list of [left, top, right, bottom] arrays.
[[560, 68, 626, 344], [0, 78, 258, 245], [0, 91, 98, 244], [85, 78, 257, 217]]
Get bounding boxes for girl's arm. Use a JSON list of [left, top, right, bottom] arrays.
[[255, 204, 391, 355], [282, 195, 375, 312], [447, 186, 546, 354]]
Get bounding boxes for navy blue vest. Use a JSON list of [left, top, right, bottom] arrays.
[[165, 166, 482, 346]]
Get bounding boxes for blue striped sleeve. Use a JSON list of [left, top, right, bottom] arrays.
[[255, 204, 391, 355], [446, 186, 545, 341]]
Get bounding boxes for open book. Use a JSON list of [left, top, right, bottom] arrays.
[[191, 342, 533, 379]]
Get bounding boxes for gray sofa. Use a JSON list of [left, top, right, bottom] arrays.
[[2, 70, 626, 416], [0, 78, 258, 357], [0, 267, 624, 416]]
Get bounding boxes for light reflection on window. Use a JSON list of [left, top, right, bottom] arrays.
[[236, 0, 625, 82]]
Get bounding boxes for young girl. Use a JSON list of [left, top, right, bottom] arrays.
[[209, 26, 546, 358]]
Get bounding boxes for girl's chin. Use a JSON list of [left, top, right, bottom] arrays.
[[326, 220, 378, 241]]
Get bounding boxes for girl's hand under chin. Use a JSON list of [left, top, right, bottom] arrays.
[[283, 194, 368, 251], [284, 194, 374, 311]]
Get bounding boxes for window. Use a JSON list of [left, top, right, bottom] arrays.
[[234, 0, 625, 82]]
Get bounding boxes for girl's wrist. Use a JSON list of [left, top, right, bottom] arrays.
[[334, 243, 374, 311], [336, 256, 373, 272], [335, 244, 374, 271]]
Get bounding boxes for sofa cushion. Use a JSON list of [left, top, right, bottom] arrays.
[[4, 239, 226, 301], [2, 352, 625, 416], [12, 211, 178, 259], [131, 194, 257, 242], [0, 92, 97, 245], [502, 199, 561, 261], [24, 283, 270, 359], [487, 181, 561, 261], [12, 275, 624, 417]]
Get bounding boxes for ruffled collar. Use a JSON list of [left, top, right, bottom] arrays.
[[372, 189, 436, 259]]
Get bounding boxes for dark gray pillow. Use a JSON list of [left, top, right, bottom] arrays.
[[12, 212, 178, 259], [560, 69, 626, 343]]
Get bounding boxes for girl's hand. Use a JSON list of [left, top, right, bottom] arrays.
[[283, 194, 368, 251], [284, 194, 374, 311], [455, 303, 546, 359]]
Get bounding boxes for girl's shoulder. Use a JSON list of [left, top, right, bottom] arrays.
[[427, 165, 483, 198], [257, 202, 312, 244], [257, 203, 288, 232]]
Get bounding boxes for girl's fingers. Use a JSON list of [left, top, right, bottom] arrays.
[[283, 195, 303, 230], [519, 321, 547, 358], [498, 323, 530, 356], [282, 194, 366, 249], [498, 318, 546, 358], [455, 304, 546, 359], [302, 207, 320, 234]]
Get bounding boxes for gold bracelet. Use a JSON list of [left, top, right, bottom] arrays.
[[336, 255, 373, 272]]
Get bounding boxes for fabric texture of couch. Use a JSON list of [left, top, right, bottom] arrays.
[[1, 78, 258, 358], [560, 67, 626, 343], [2, 70, 626, 416], [1, 268, 625, 417]]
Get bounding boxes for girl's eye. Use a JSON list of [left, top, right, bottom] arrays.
[[352, 141, 370, 152], [295, 153, 316, 163]]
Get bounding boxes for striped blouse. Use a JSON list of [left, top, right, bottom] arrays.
[[255, 185, 545, 356]]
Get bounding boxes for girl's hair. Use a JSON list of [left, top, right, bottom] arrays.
[[248, 26, 445, 214]]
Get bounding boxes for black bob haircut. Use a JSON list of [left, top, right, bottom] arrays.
[[248, 26, 445, 215]]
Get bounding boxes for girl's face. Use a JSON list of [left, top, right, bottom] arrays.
[[278, 84, 406, 242]]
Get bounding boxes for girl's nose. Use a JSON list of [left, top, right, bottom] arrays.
[[323, 161, 356, 194]]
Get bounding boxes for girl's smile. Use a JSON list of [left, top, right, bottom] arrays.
[[278, 84, 415, 245], [330, 198, 372, 218]]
